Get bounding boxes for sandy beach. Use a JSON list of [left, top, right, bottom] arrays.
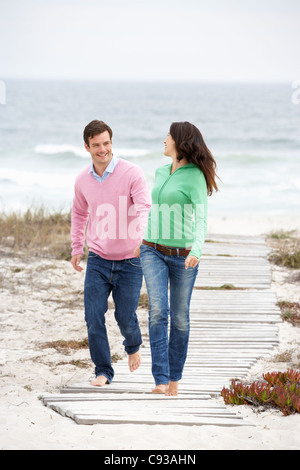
[[0, 215, 300, 450]]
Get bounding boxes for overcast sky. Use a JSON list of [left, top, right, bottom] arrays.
[[1, 0, 299, 82]]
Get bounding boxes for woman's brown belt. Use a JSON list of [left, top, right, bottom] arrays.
[[142, 239, 191, 257]]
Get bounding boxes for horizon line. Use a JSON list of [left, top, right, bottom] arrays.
[[0, 77, 294, 86]]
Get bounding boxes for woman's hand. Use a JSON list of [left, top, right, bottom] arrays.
[[185, 255, 199, 270]]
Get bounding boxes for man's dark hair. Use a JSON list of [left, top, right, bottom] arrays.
[[83, 120, 113, 146]]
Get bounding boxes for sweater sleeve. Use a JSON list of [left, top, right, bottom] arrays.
[[71, 180, 89, 256], [189, 171, 207, 259], [130, 167, 151, 243]]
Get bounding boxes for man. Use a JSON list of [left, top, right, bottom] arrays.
[[71, 120, 151, 386]]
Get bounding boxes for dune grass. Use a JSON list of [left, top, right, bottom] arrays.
[[267, 230, 300, 269], [0, 207, 74, 260]]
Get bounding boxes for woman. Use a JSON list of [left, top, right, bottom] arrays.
[[138, 121, 218, 396]]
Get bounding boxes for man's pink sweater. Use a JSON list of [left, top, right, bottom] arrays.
[[71, 159, 151, 260]]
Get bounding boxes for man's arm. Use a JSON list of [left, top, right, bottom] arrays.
[[130, 167, 151, 256], [70, 185, 89, 271]]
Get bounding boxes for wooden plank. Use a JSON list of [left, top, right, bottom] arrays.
[[202, 245, 270, 257], [59, 381, 214, 394], [199, 258, 270, 265], [73, 413, 253, 427], [60, 385, 222, 395], [205, 233, 267, 245], [191, 290, 277, 297], [42, 393, 211, 403], [190, 294, 279, 302]]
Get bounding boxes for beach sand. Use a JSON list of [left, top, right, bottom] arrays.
[[0, 215, 300, 450]]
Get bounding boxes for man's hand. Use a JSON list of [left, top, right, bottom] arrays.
[[71, 254, 83, 272], [185, 255, 199, 270], [133, 244, 141, 258]]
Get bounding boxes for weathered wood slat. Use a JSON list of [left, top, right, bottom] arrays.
[[60, 383, 217, 395], [42, 234, 280, 427], [73, 413, 252, 427], [42, 393, 211, 402], [204, 234, 267, 244], [202, 246, 270, 257]]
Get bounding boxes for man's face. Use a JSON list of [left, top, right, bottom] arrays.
[[85, 131, 113, 170]]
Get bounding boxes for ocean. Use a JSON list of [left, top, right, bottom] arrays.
[[0, 80, 299, 219]]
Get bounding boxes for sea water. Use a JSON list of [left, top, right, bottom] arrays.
[[0, 79, 299, 218]]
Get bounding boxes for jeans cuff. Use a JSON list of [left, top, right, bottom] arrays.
[[94, 373, 113, 384], [126, 346, 141, 356]]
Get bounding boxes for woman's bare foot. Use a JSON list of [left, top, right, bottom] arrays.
[[165, 381, 178, 396], [128, 350, 141, 372], [90, 375, 109, 386], [152, 384, 169, 394]]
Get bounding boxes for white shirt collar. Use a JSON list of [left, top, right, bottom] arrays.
[[88, 154, 119, 179]]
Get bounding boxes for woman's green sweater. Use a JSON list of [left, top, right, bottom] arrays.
[[143, 163, 207, 259]]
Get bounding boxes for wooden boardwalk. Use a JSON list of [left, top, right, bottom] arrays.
[[42, 234, 281, 426]]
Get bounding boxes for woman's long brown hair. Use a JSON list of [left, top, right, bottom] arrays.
[[170, 121, 219, 196]]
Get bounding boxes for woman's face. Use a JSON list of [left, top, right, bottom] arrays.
[[164, 133, 177, 158]]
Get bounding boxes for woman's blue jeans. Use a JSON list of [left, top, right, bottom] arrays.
[[84, 251, 143, 383], [139, 244, 198, 385]]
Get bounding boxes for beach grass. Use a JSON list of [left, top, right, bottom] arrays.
[[41, 339, 89, 351], [277, 301, 300, 327], [39, 339, 122, 368], [267, 230, 300, 269], [0, 207, 74, 260]]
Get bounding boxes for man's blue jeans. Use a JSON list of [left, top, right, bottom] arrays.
[[84, 251, 143, 383], [139, 244, 198, 385]]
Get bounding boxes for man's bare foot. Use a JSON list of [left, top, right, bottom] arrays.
[[128, 350, 141, 372], [165, 381, 178, 396], [90, 375, 109, 387], [152, 384, 169, 394]]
